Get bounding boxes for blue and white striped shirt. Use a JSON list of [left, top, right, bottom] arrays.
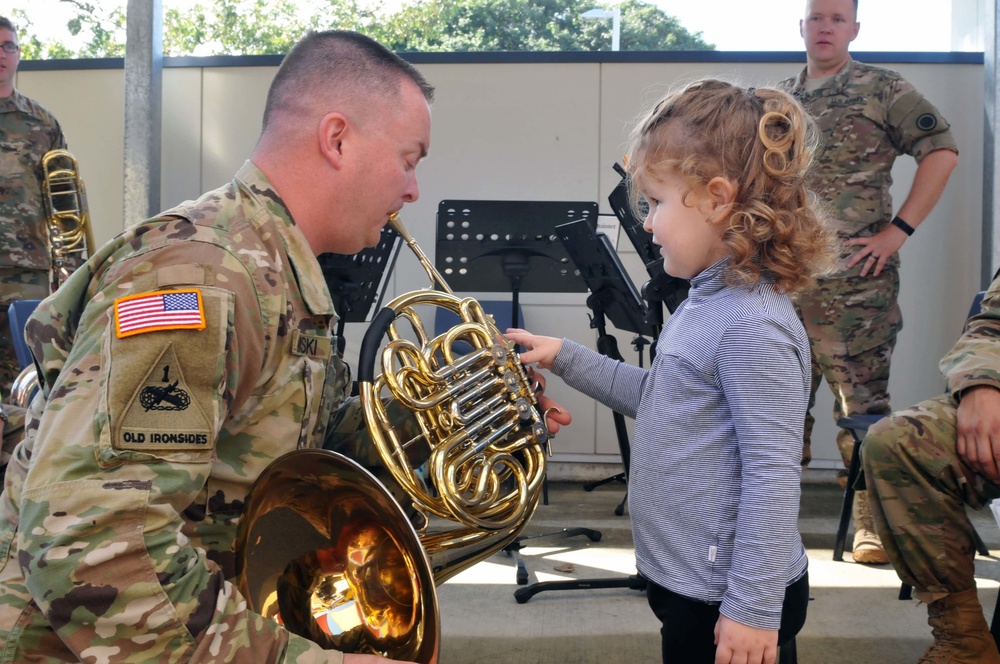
[[552, 259, 809, 630]]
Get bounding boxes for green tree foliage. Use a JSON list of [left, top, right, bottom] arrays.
[[9, 7, 87, 59], [372, 0, 713, 52], [12, 0, 713, 58], [162, 0, 387, 56]]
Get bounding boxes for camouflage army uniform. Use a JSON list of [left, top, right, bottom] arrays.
[[862, 273, 1000, 595], [0, 89, 66, 399], [0, 161, 357, 662], [778, 59, 958, 468]]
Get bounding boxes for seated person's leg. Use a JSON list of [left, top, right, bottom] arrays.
[[863, 394, 1000, 661]]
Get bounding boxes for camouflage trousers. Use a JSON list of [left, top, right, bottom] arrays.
[[0, 268, 49, 402], [862, 394, 1000, 595], [795, 268, 902, 467]]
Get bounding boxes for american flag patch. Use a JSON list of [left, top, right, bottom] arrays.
[[114, 289, 206, 338]]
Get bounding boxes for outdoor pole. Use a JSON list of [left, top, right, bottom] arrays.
[[123, 0, 163, 227], [611, 7, 620, 51], [582, 8, 620, 51], [984, 0, 999, 282]]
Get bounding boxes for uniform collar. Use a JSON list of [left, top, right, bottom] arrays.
[[0, 89, 32, 114], [791, 57, 856, 97], [234, 160, 335, 318]]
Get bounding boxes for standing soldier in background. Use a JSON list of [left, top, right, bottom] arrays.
[[778, 0, 959, 564], [0, 16, 73, 403]]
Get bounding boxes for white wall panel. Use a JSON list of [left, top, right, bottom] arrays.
[[13, 57, 985, 472], [161, 68, 203, 212], [200, 66, 272, 192], [17, 68, 124, 245]]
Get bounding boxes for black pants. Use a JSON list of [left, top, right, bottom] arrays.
[[645, 572, 809, 663]]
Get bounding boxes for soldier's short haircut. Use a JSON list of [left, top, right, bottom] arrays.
[[0, 16, 17, 33], [806, 0, 858, 18], [261, 30, 434, 132]]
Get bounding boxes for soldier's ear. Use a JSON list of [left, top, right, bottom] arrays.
[[318, 112, 349, 169]]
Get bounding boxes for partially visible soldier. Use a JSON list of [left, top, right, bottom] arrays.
[[778, 0, 959, 564], [0, 16, 68, 401], [863, 271, 1000, 663]]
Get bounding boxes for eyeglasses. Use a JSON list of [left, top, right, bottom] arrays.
[[1, 42, 20, 54]]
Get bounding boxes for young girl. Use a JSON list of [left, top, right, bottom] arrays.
[[507, 79, 833, 664]]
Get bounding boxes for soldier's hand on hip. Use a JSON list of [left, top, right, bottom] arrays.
[[843, 227, 907, 277]]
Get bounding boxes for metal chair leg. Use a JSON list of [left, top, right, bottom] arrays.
[[991, 588, 1000, 648], [833, 436, 862, 561]]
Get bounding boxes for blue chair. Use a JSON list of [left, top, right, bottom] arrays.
[[433, 299, 523, 343]]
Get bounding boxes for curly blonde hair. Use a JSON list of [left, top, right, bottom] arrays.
[[626, 78, 835, 293]]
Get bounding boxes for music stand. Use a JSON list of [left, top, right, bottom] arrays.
[[436, 200, 599, 328], [574, 164, 690, 498], [513, 218, 651, 604], [607, 162, 690, 330], [317, 226, 402, 357], [563, 217, 656, 507], [435, 199, 602, 585]]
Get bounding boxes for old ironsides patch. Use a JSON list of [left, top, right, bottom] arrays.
[[114, 343, 214, 451]]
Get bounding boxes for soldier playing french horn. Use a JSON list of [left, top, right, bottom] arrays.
[[0, 29, 570, 664]]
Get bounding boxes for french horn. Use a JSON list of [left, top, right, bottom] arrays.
[[235, 213, 552, 663]]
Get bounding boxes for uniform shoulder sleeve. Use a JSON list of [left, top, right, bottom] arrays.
[[881, 70, 958, 160], [15, 223, 302, 662], [942, 276, 1000, 398]]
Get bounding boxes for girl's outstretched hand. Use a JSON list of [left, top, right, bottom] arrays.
[[504, 328, 572, 434], [504, 328, 563, 369]]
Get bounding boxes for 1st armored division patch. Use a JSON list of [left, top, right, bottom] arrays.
[[116, 344, 212, 451]]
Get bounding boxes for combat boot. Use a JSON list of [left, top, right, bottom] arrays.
[[918, 587, 1000, 663], [852, 490, 889, 564]]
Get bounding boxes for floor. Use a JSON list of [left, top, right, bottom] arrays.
[[433, 480, 1000, 664]]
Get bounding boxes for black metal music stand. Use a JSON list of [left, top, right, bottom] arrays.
[[575, 164, 690, 498], [436, 200, 600, 327], [317, 226, 402, 357], [436, 199, 603, 585], [607, 162, 690, 328], [563, 217, 657, 510], [513, 218, 653, 604]]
